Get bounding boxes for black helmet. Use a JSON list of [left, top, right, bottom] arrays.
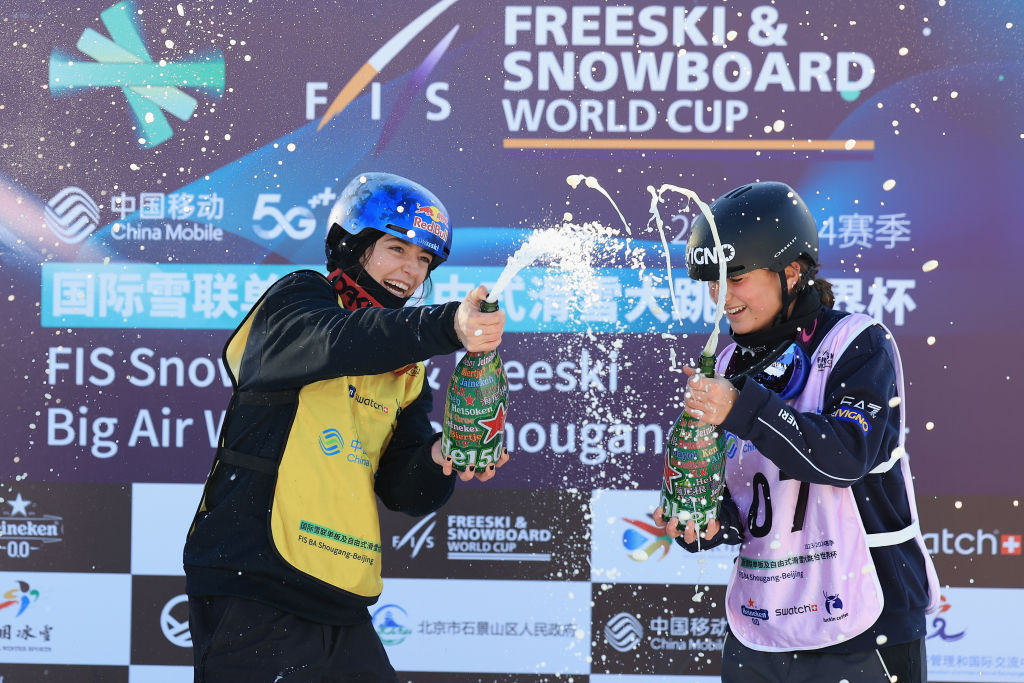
[[686, 181, 818, 281]]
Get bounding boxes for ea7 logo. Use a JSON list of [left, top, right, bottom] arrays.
[[391, 512, 436, 558], [839, 396, 882, 418]]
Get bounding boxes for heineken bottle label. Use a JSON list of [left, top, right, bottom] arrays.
[[660, 413, 726, 528], [442, 349, 508, 472]]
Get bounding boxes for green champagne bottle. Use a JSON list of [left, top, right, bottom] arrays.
[[659, 352, 727, 530], [441, 300, 508, 472]]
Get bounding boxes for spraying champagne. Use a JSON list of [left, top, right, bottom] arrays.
[[659, 352, 727, 530], [441, 299, 509, 472]]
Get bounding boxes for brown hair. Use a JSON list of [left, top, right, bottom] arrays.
[[796, 255, 834, 309]]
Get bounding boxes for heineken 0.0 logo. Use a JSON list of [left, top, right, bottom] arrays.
[[48, 1, 225, 148]]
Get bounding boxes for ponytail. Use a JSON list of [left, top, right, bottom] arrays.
[[797, 255, 834, 309]]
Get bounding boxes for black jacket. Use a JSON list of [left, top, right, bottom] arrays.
[[184, 270, 461, 624]]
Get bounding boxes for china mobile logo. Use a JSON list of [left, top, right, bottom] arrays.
[[604, 612, 644, 652], [48, 1, 225, 147], [0, 581, 40, 617], [319, 428, 344, 456], [45, 187, 101, 244]]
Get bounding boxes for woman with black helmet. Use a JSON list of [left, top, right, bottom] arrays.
[[656, 181, 939, 682], [183, 172, 508, 681]]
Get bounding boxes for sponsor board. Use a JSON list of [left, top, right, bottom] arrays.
[[927, 586, 1024, 682], [0, 484, 130, 573], [131, 484, 204, 576], [918, 496, 1023, 588], [377, 578, 590, 675], [0, 572, 130, 665], [590, 489, 733, 585], [380, 489, 589, 581], [129, 576, 191, 667], [591, 583, 727, 676]]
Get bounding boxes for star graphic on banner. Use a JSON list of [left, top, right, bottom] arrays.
[[7, 493, 30, 516], [477, 403, 506, 442]]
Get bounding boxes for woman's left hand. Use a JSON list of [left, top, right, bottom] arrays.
[[432, 440, 510, 482], [682, 366, 738, 425]]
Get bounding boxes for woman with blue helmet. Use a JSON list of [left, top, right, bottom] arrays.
[[184, 172, 508, 681], [657, 181, 939, 683]]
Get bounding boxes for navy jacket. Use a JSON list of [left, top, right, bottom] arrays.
[[680, 307, 932, 653]]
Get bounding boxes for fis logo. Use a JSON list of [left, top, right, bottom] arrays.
[[312, 0, 459, 155], [391, 513, 437, 558], [45, 187, 101, 244], [48, 1, 225, 148]]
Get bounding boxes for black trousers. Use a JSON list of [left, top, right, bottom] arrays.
[[189, 595, 399, 683], [721, 633, 927, 683]]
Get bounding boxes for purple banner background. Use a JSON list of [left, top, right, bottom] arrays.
[[2, 1, 1022, 679]]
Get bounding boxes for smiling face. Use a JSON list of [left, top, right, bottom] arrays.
[[360, 234, 432, 299], [707, 262, 801, 334]]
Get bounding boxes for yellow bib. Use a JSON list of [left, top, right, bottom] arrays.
[[270, 365, 425, 597]]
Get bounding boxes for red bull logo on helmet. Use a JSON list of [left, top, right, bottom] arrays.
[[416, 203, 449, 227], [413, 215, 450, 242]]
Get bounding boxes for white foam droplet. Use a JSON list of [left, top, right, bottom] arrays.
[[882, 179, 896, 191]]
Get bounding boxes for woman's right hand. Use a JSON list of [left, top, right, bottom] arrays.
[[654, 506, 721, 544], [454, 284, 505, 352]]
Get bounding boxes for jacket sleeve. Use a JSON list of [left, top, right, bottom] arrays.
[[374, 380, 455, 516], [718, 324, 900, 487], [237, 271, 463, 391]]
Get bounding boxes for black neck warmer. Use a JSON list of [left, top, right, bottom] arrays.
[[727, 286, 824, 377], [326, 232, 408, 310]]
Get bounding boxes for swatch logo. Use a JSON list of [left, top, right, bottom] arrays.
[[0, 581, 40, 617], [48, 1, 225, 147], [319, 428, 344, 456], [45, 186, 101, 244], [604, 612, 644, 652]]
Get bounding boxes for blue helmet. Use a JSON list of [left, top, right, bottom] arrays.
[[326, 172, 451, 269]]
